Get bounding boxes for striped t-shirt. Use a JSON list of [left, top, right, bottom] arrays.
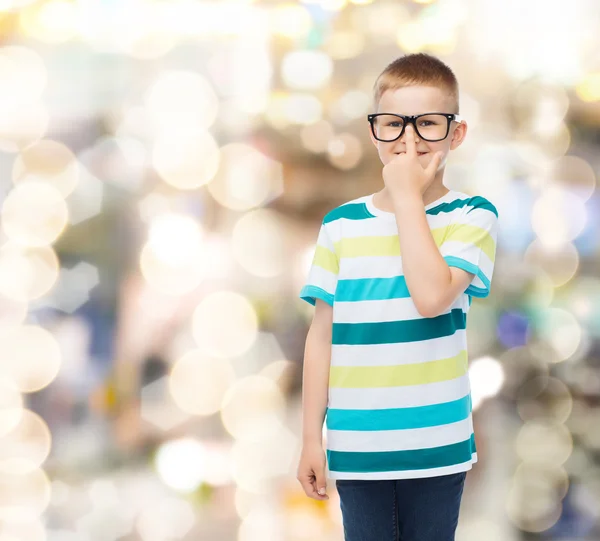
[[299, 189, 499, 480]]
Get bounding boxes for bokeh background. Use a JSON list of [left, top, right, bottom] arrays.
[[0, 0, 599, 539]]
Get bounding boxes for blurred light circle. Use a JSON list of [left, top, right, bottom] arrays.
[[531, 187, 586, 249], [327, 133, 363, 170], [271, 4, 312, 38], [331, 90, 371, 124], [0, 293, 27, 330], [0, 467, 51, 523], [144, 70, 219, 131], [208, 143, 283, 211], [221, 376, 286, 442], [514, 463, 569, 502], [496, 311, 530, 349], [282, 50, 333, 91], [79, 135, 148, 192], [147, 213, 203, 266], [575, 72, 600, 102], [281, 94, 322, 125], [19, 0, 78, 43], [13, 139, 79, 197], [536, 308, 582, 361], [0, 102, 49, 153], [192, 291, 258, 358], [238, 506, 284, 541], [0, 378, 22, 438], [549, 155, 596, 201], [324, 30, 365, 59], [522, 271, 554, 309], [506, 480, 562, 533], [300, 120, 334, 153], [0, 244, 59, 302], [169, 350, 235, 416], [498, 347, 549, 401], [0, 519, 45, 541], [524, 240, 579, 288], [154, 438, 207, 493], [0, 325, 61, 393], [515, 421, 572, 467], [0, 47, 46, 106], [469, 356, 505, 409], [152, 131, 220, 190], [229, 430, 297, 494], [0, 0, 37, 11], [1, 182, 68, 247], [0, 410, 51, 474], [139, 240, 207, 296], [232, 210, 286, 278], [136, 496, 195, 540], [516, 376, 573, 424]]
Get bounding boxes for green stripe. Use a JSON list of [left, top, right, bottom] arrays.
[[427, 196, 498, 217], [327, 434, 476, 473], [323, 203, 375, 224], [332, 308, 467, 345]]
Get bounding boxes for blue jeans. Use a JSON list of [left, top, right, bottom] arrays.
[[336, 471, 467, 541]]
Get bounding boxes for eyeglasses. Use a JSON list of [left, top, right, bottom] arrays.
[[367, 112, 463, 143]]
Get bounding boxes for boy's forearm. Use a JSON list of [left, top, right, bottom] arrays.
[[301, 324, 331, 445], [393, 195, 452, 315]]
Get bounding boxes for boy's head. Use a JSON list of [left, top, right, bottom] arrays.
[[369, 53, 467, 170]]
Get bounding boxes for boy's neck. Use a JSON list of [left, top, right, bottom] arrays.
[[374, 183, 449, 212]]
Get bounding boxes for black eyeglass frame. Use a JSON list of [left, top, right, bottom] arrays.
[[367, 112, 464, 142]]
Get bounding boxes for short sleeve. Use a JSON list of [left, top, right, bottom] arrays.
[[441, 198, 498, 298], [299, 221, 339, 306]]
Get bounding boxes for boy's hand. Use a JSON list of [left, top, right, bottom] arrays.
[[297, 442, 329, 501], [382, 124, 443, 203]]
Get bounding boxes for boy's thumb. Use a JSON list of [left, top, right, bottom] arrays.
[[316, 470, 327, 495]]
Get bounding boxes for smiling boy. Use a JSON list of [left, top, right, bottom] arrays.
[[296, 53, 499, 541]]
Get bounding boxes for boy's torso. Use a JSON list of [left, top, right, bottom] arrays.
[[324, 189, 478, 480]]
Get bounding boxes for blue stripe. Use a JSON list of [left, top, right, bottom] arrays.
[[323, 203, 375, 224], [335, 276, 410, 302], [444, 256, 491, 298], [327, 434, 475, 473], [326, 395, 471, 431], [299, 285, 334, 306]]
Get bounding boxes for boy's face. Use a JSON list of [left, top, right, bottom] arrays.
[[370, 85, 467, 169]]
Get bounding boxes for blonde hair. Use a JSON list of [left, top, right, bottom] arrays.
[[373, 53, 459, 113]]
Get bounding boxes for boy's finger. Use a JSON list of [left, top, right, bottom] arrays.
[[426, 152, 444, 177], [315, 470, 328, 499], [405, 124, 417, 157]]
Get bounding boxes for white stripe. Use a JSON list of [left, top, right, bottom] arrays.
[[441, 241, 495, 270], [340, 255, 404, 278], [330, 330, 467, 367], [328, 456, 477, 480], [326, 417, 473, 452], [305, 265, 337, 297], [328, 374, 471, 409], [333, 296, 464, 323]]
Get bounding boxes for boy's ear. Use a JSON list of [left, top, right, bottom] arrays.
[[449, 121, 467, 150]]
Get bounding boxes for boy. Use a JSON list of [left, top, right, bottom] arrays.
[[296, 53, 498, 541]]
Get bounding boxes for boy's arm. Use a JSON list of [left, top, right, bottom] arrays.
[[393, 198, 474, 318], [301, 298, 333, 444]]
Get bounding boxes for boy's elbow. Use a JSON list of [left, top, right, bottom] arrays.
[[414, 296, 445, 319]]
